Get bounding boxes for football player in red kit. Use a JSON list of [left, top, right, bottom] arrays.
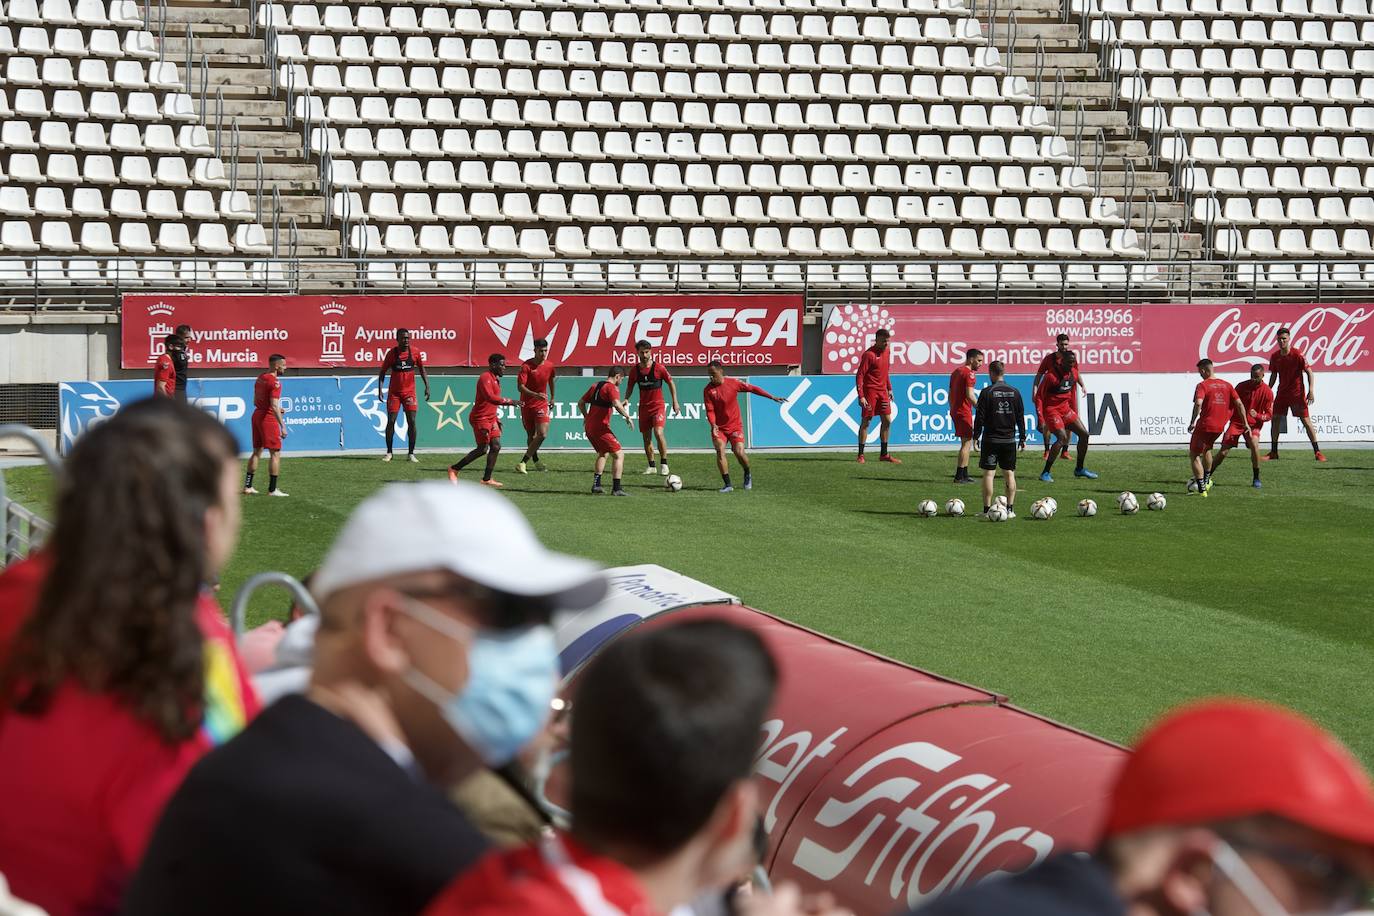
[[624, 339, 681, 478], [579, 367, 635, 496], [516, 337, 557, 475], [1266, 327, 1326, 461], [153, 334, 179, 397], [376, 328, 431, 463], [1032, 333, 1083, 460], [448, 354, 517, 488], [244, 354, 289, 497], [948, 349, 983, 483], [1213, 363, 1274, 489], [1034, 350, 1098, 483], [703, 361, 787, 493], [856, 329, 900, 465], [1187, 359, 1251, 497]]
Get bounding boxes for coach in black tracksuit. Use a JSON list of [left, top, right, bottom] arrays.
[[972, 360, 1026, 518]]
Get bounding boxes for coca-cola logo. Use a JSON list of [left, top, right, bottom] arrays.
[[1199, 306, 1372, 369]]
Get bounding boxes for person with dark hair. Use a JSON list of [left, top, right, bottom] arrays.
[[0, 397, 261, 916], [516, 338, 557, 475], [1266, 327, 1326, 461], [625, 339, 681, 477], [948, 348, 984, 483], [450, 354, 517, 488], [1035, 350, 1098, 483], [972, 360, 1026, 518], [244, 354, 289, 497], [377, 328, 431, 463], [1188, 359, 1250, 497], [578, 367, 634, 496], [1033, 333, 1082, 460], [424, 618, 848, 916], [855, 328, 900, 465], [153, 334, 181, 397], [172, 324, 193, 402], [1212, 363, 1273, 489], [704, 361, 786, 493], [125, 481, 606, 916]]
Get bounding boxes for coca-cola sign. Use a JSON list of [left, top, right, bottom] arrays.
[[1175, 305, 1374, 371]]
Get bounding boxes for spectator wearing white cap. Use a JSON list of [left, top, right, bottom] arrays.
[[908, 699, 1374, 916], [124, 481, 606, 916]]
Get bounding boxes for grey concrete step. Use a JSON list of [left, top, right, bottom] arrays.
[[159, 37, 262, 56]]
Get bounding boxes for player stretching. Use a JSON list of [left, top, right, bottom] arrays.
[[1032, 333, 1084, 460], [579, 367, 635, 496], [704, 361, 787, 493], [1266, 327, 1326, 461], [1212, 363, 1273, 489], [625, 340, 680, 477], [153, 334, 180, 397], [972, 361, 1026, 518], [244, 354, 289, 497], [1187, 359, 1250, 497], [376, 328, 431, 462], [949, 348, 983, 483], [1035, 350, 1098, 482], [516, 337, 556, 474], [856, 329, 900, 464], [448, 354, 517, 488]]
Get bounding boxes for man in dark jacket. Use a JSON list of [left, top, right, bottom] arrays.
[[971, 360, 1026, 518]]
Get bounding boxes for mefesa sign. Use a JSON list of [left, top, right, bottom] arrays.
[[122, 294, 804, 369], [823, 303, 1374, 375]]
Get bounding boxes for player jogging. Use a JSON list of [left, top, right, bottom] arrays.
[[972, 360, 1026, 518], [1187, 359, 1251, 497], [579, 367, 635, 496], [516, 337, 557, 474], [376, 328, 431, 463], [1266, 327, 1326, 461], [244, 353, 289, 497], [703, 360, 787, 493], [948, 348, 984, 483], [1035, 350, 1099, 482], [625, 339, 681, 477], [1032, 333, 1084, 460], [1212, 363, 1273, 489], [448, 353, 517, 488], [153, 334, 180, 397], [856, 328, 900, 464]]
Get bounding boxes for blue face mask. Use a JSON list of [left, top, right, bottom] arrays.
[[399, 597, 558, 767]]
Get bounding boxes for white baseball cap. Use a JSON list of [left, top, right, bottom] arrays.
[[311, 481, 606, 615]]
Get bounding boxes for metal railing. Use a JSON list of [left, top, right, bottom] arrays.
[[0, 425, 60, 567]]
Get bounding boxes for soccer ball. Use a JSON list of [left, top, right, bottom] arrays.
[[945, 498, 965, 517], [1186, 478, 1201, 493], [1147, 492, 1167, 511], [1031, 499, 1055, 520], [917, 499, 939, 518], [1077, 498, 1097, 517], [664, 474, 683, 492], [1118, 491, 1140, 514], [1042, 497, 1058, 514], [986, 503, 1009, 522], [993, 494, 1009, 509]]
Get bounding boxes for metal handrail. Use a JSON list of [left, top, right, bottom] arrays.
[[213, 85, 225, 158], [198, 53, 208, 126], [1071, 100, 1086, 171], [1032, 36, 1045, 102], [183, 23, 192, 95], [156, 0, 166, 63], [1122, 159, 1137, 231], [1052, 69, 1065, 134], [255, 149, 264, 224], [271, 186, 282, 260], [229, 119, 241, 194], [1093, 127, 1106, 200], [229, 572, 318, 637], [0, 425, 61, 566]]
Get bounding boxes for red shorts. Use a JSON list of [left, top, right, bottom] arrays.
[[1222, 422, 1262, 450], [521, 404, 550, 433], [1190, 426, 1222, 454], [473, 419, 502, 446], [1274, 394, 1309, 418], [1042, 404, 1079, 433], [587, 428, 621, 454], [387, 391, 417, 414], [252, 410, 282, 451], [860, 390, 890, 421], [951, 411, 974, 440], [638, 403, 667, 432], [712, 425, 745, 445]]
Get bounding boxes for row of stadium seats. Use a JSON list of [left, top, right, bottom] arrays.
[[0, 186, 254, 219], [1084, 0, 1373, 19], [1117, 44, 1372, 72], [0, 220, 274, 253], [0, 0, 144, 27], [1098, 16, 1373, 44], [0, 89, 197, 123], [0, 27, 160, 58], [0, 154, 230, 187], [0, 122, 215, 155]]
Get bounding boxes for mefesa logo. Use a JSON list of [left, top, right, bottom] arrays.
[[1198, 306, 1373, 369]]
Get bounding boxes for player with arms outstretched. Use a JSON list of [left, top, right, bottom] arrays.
[[448, 354, 517, 488], [624, 340, 680, 477], [1033, 333, 1085, 460], [1212, 363, 1273, 489], [704, 361, 787, 493], [1035, 350, 1098, 483], [244, 354, 289, 497], [948, 348, 983, 483], [1187, 359, 1250, 497], [856, 329, 899, 465], [1266, 327, 1326, 461], [579, 367, 635, 496], [376, 328, 431, 463], [516, 337, 557, 474]]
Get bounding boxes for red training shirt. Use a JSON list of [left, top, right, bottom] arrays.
[[626, 360, 672, 410], [856, 346, 891, 395], [948, 365, 977, 417], [1195, 377, 1240, 433], [1269, 347, 1309, 399], [581, 380, 620, 434], [253, 372, 280, 412], [704, 378, 771, 432], [153, 354, 176, 397], [382, 346, 423, 397], [1235, 378, 1275, 427], [470, 370, 509, 425], [1037, 351, 1063, 375], [1036, 364, 1080, 412], [518, 358, 557, 409]]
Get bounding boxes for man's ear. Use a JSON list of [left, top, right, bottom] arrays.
[[1159, 831, 1216, 915], [359, 589, 412, 675]]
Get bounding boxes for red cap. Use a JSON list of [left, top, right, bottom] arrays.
[[1102, 698, 1374, 847]]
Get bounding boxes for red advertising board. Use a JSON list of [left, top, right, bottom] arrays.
[[823, 303, 1374, 375], [121, 294, 470, 369], [468, 294, 803, 368]]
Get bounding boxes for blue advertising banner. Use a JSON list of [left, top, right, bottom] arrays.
[[746, 374, 1045, 448]]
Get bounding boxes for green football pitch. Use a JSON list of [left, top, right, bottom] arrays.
[[5, 446, 1372, 764]]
